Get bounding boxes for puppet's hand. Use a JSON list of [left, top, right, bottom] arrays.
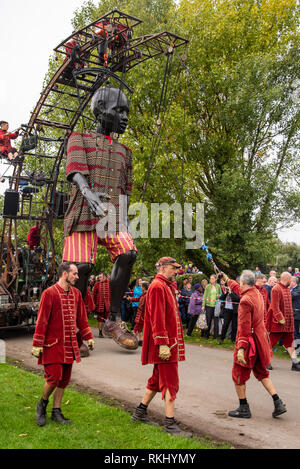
[[32, 347, 43, 358], [159, 345, 171, 361], [278, 318, 286, 325], [237, 348, 247, 365], [82, 188, 108, 218]]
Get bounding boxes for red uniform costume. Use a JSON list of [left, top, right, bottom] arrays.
[[133, 292, 147, 334], [0, 129, 19, 156], [266, 282, 294, 348], [92, 278, 111, 323], [33, 283, 93, 388], [255, 284, 270, 325], [228, 280, 271, 385], [142, 274, 185, 401], [27, 226, 40, 250], [84, 287, 95, 316]]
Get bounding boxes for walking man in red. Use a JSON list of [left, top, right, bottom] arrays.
[[92, 272, 111, 338], [32, 262, 95, 426], [255, 273, 270, 325], [266, 271, 300, 371], [221, 270, 286, 419], [131, 257, 192, 437], [133, 281, 149, 346]]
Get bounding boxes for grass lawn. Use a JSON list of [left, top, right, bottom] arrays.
[[0, 363, 231, 449]]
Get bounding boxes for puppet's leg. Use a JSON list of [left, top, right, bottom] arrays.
[[74, 262, 93, 300], [103, 250, 138, 350]]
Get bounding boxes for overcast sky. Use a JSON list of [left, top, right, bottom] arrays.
[[0, 1, 299, 245]]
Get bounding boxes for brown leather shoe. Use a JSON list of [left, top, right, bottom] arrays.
[[103, 319, 138, 350]]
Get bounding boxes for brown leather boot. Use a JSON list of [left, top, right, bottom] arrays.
[[103, 319, 138, 350]]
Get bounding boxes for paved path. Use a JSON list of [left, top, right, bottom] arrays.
[[3, 329, 300, 449]]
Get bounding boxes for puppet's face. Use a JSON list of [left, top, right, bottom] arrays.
[[92, 87, 129, 135]]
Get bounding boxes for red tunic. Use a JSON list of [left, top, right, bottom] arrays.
[[27, 226, 40, 250], [142, 274, 185, 365], [133, 292, 147, 333], [33, 283, 93, 364], [84, 288, 95, 316], [266, 282, 294, 333], [92, 279, 111, 313], [228, 280, 271, 369], [254, 284, 270, 325], [0, 129, 19, 154]]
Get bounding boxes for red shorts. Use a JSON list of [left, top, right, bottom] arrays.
[[269, 332, 294, 349], [147, 363, 179, 402], [63, 230, 137, 264], [232, 359, 269, 386], [44, 363, 73, 389], [97, 309, 109, 323]]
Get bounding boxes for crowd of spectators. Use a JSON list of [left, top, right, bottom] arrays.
[[85, 263, 300, 353]]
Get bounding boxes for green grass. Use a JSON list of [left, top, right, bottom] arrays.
[[0, 363, 230, 449]]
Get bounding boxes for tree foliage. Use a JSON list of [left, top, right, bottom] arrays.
[[18, 0, 300, 278]]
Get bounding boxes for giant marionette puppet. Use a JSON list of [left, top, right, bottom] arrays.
[[62, 86, 138, 350]]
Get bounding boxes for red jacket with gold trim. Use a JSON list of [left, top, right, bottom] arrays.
[[266, 282, 294, 333], [33, 283, 93, 365], [228, 280, 271, 369], [141, 274, 185, 365]]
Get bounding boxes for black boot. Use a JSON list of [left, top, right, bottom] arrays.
[[35, 398, 48, 426], [131, 406, 159, 426], [163, 418, 193, 438], [272, 399, 287, 418], [228, 404, 251, 419], [291, 362, 300, 371], [51, 408, 73, 424]]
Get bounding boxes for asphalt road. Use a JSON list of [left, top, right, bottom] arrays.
[[3, 328, 300, 449]]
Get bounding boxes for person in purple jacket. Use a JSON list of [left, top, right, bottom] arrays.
[[186, 284, 204, 337]]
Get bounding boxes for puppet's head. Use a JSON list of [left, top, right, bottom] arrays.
[[91, 87, 129, 136]]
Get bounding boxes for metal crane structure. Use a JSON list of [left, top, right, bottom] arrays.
[[0, 9, 188, 330]]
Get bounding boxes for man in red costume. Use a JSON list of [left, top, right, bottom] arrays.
[[0, 121, 22, 161], [131, 257, 192, 438], [92, 272, 111, 337], [220, 270, 287, 419], [32, 262, 95, 426], [133, 281, 149, 346], [255, 273, 270, 325], [266, 271, 300, 371]]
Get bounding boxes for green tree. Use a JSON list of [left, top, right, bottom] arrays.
[[26, 0, 300, 277]]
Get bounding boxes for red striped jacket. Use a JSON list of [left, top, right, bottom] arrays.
[[64, 132, 132, 236]]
